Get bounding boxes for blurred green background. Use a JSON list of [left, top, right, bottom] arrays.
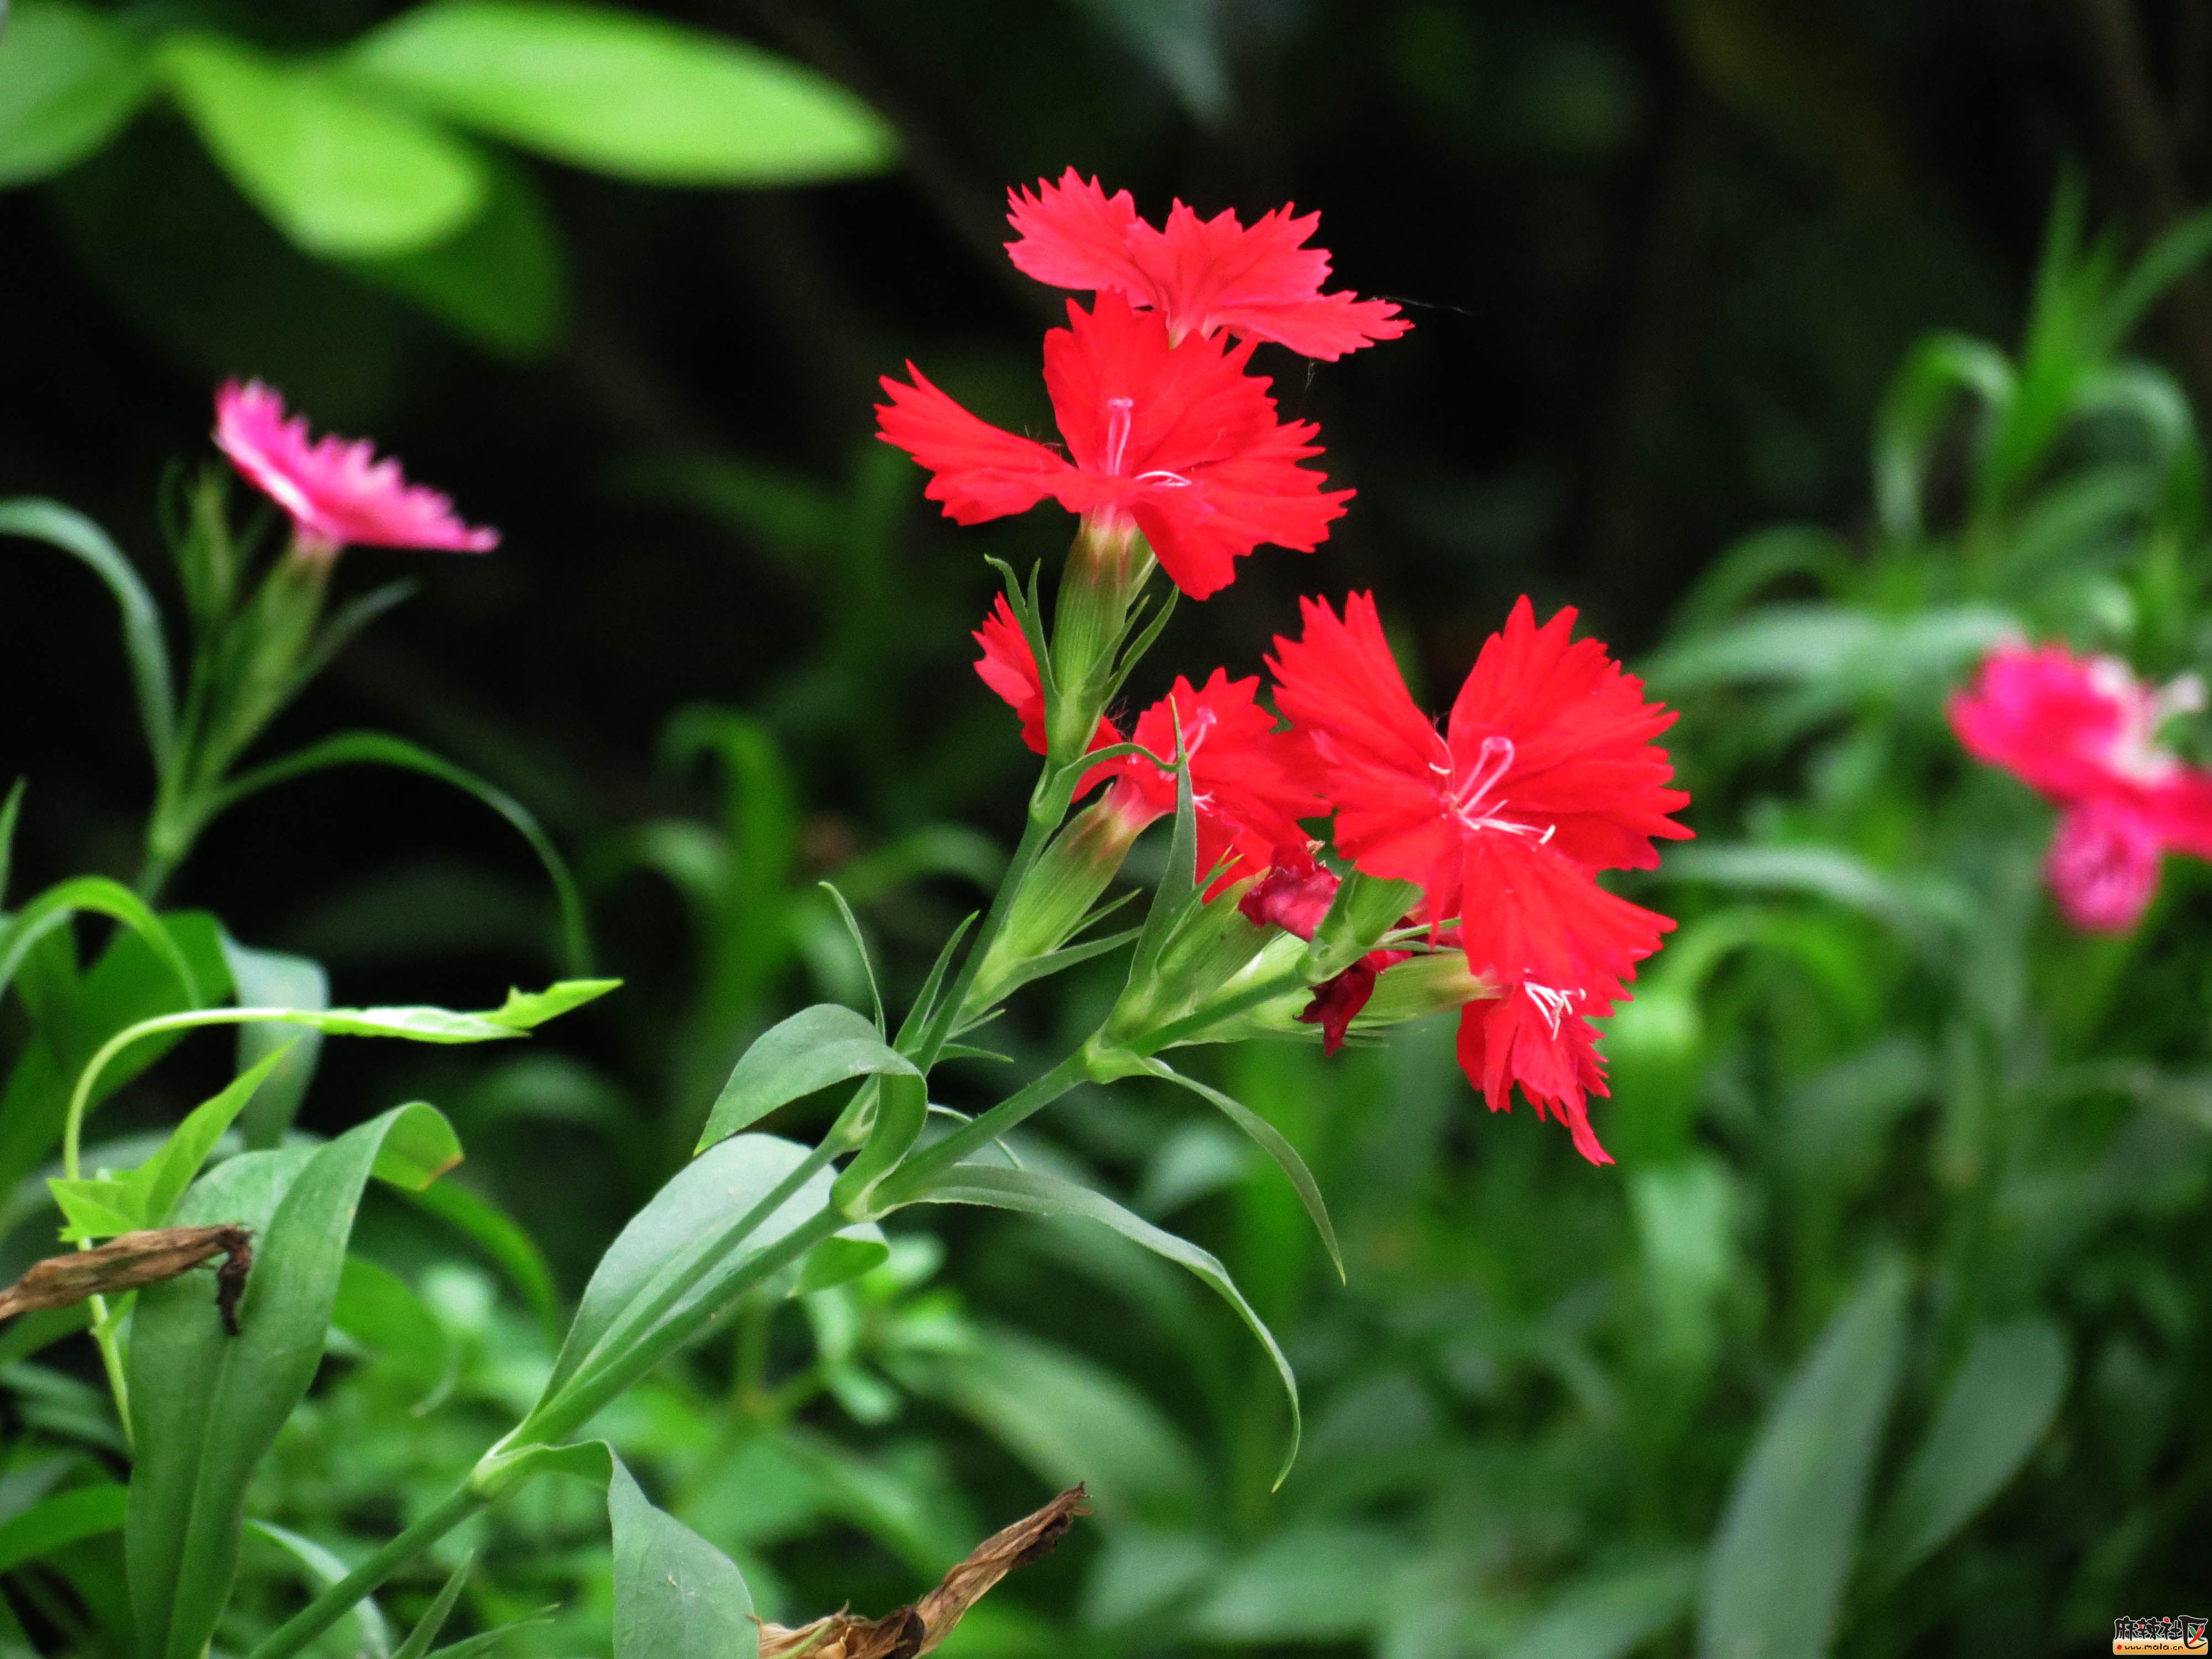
[[6, 0, 2212, 1656]]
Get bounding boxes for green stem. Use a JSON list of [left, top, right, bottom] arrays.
[[875, 1049, 1092, 1207], [243, 1483, 485, 1659], [920, 764, 1079, 1065]]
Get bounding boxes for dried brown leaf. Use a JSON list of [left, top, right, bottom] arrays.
[[0, 1224, 253, 1332], [757, 1485, 1088, 1659]]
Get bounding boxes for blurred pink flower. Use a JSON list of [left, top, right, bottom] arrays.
[[1950, 640, 2212, 931], [2046, 798, 2166, 932], [214, 380, 498, 556]]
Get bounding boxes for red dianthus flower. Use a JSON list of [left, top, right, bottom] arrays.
[[1269, 593, 1691, 1161], [1006, 170, 1410, 360], [879, 294, 1349, 599]]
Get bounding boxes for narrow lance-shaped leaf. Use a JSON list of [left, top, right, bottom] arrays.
[[913, 1161, 1302, 1485], [1140, 1060, 1342, 1281], [1697, 1257, 1911, 1659], [126, 1104, 462, 1659], [695, 1004, 920, 1154], [213, 731, 592, 972], [1861, 1317, 2067, 1593], [539, 1133, 837, 1403]]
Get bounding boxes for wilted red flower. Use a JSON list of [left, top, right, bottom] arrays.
[[878, 294, 1349, 599], [1236, 842, 1411, 1056], [1950, 640, 2212, 932], [214, 380, 498, 556], [1006, 170, 1410, 360], [1269, 593, 1691, 1161]]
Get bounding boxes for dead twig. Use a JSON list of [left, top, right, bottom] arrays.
[[757, 1486, 1088, 1659], [0, 1225, 253, 1334]]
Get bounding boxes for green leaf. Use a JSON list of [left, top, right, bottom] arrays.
[[0, 777, 23, 906], [0, 498, 174, 772], [400, 1178, 560, 1339], [1189, 1524, 1401, 1644], [214, 731, 589, 972], [130, 1046, 295, 1229], [333, 1256, 456, 1411], [0, 1, 154, 185], [160, 32, 488, 258], [609, 1455, 758, 1659], [915, 1160, 1301, 1486], [125, 1104, 460, 1659], [1499, 1554, 1702, 1659], [220, 936, 328, 1149], [48, 1176, 142, 1242], [0, 876, 197, 1010], [541, 1133, 836, 1403], [349, 1, 894, 185], [485, 978, 620, 1029], [1139, 1060, 1342, 1281], [911, 1324, 1203, 1527], [1862, 1317, 2067, 1592], [694, 1004, 920, 1154], [793, 1226, 889, 1297], [0, 1482, 127, 1573], [351, 155, 566, 358], [392, 1551, 473, 1659], [1697, 1256, 1911, 1659], [0, 910, 227, 1202], [249, 1520, 392, 1659]]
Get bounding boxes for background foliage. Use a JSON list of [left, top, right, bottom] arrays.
[[6, 0, 2212, 1655]]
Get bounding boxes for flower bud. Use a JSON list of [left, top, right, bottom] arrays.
[[1045, 520, 1154, 763], [1300, 869, 1424, 982], [966, 797, 1145, 1013]]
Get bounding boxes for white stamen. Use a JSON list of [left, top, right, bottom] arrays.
[[1521, 982, 1580, 1036], [1103, 396, 1135, 476]]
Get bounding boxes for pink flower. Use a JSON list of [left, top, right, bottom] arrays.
[[1950, 640, 2212, 931], [213, 380, 499, 556], [2046, 798, 2166, 932]]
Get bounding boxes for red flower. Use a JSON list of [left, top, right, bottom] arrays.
[[879, 294, 1349, 599], [1006, 170, 1410, 360], [1950, 640, 2212, 931], [1269, 593, 1691, 1160], [1457, 984, 1617, 1166], [972, 607, 1323, 886]]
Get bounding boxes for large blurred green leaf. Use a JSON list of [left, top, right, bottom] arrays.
[[1697, 1257, 1910, 1659], [1500, 1554, 1702, 1659], [349, 2, 895, 184], [160, 32, 487, 258], [125, 1104, 460, 1659], [609, 1457, 758, 1659], [910, 1324, 1203, 1527], [0, 1, 153, 185], [351, 154, 566, 357], [1862, 1317, 2067, 1592], [1188, 1524, 1402, 1644], [915, 1160, 1301, 1484], [221, 935, 327, 1149], [0, 1483, 127, 1572]]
